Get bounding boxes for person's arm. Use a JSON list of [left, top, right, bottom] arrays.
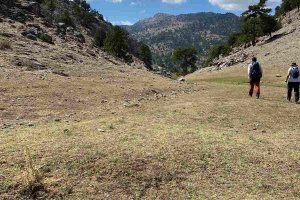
[[248, 64, 251, 77], [259, 64, 263, 76], [286, 68, 291, 82]]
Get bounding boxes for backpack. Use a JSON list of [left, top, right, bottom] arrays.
[[290, 67, 299, 79], [250, 62, 262, 79]]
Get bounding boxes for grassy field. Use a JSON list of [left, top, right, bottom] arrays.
[[1, 62, 299, 199]]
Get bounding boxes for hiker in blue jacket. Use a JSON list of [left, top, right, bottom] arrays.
[[248, 57, 263, 99], [285, 62, 300, 104]]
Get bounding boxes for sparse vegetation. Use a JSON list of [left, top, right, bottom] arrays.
[[205, 0, 281, 67], [205, 44, 231, 67]]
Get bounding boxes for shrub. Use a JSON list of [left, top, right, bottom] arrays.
[[38, 33, 53, 44], [205, 44, 231, 67], [23, 147, 45, 195], [124, 54, 134, 64]]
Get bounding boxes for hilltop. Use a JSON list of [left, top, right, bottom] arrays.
[[123, 12, 241, 67]]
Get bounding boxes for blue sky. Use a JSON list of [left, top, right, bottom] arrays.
[[87, 0, 281, 25]]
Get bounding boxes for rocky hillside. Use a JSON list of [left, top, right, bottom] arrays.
[[0, 0, 142, 57], [123, 12, 241, 68], [192, 8, 300, 75]]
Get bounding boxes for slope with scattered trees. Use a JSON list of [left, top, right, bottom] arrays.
[[204, 0, 281, 67], [122, 12, 241, 69]]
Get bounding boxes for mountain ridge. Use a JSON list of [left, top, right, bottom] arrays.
[[122, 12, 241, 68]]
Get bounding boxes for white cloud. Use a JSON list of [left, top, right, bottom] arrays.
[[209, 0, 281, 11], [130, 1, 142, 6], [140, 10, 146, 14], [112, 21, 134, 25], [106, 0, 123, 3], [162, 0, 186, 4]]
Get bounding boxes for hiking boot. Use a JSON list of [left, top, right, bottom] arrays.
[[256, 93, 260, 99], [287, 97, 291, 102], [249, 92, 253, 97]]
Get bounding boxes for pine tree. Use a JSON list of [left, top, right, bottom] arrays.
[[172, 47, 197, 75], [291, 0, 300, 11], [41, 0, 57, 25], [139, 44, 153, 70], [260, 15, 281, 37], [242, 0, 272, 46], [93, 28, 107, 48], [104, 26, 129, 59]]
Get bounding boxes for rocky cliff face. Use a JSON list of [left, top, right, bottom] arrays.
[[0, 0, 141, 58]]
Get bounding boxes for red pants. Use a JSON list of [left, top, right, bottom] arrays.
[[249, 82, 260, 95]]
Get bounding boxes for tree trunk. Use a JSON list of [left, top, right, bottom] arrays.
[[252, 22, 256, 46]]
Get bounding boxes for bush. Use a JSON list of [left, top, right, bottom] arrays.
[[0, 40, 12, 50], [205, 44, 231, 67], [22, 147, 45, 195], [227, 32, 247, 47], [38, 33, 53, 44], [124, 54, 134, 64]]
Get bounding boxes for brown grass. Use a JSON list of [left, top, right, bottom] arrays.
[[0, 18, 299, 199]]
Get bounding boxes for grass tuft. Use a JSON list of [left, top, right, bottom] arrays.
[[22, 147, 45, 197]]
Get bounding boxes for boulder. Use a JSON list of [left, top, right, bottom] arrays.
[[28, 27, 38, 35], [178, 77, 185, 82], [66, 26, 74, 33], [33, 62, 46, 70], [26, 34, 37, 40], [57, 23, 66, 29], [86, 49, 96, 57], [21, 31, 29, 36]]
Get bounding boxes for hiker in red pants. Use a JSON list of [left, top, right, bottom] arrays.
[[248, 57, 263, 99]]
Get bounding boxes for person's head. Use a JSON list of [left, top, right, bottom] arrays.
[[252, 57, 257, 63], [292, 62, 297, 67]]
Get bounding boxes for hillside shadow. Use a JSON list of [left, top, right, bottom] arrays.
[[265, 32, 288, 43]]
